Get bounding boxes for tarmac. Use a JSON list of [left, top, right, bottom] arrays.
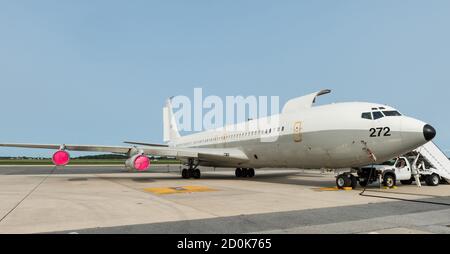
[[0, 165, 449, 234]]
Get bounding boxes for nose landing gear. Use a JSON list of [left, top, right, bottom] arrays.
[[336, 173, 357, 189]]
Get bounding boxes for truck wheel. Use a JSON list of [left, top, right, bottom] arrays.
[[425, 174, 440, 186], [383, 174, 396, 188], [336, 174, 351, 188], [400, 179, 413, 185]]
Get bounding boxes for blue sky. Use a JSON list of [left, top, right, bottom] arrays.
[[0, 0, 449, 157]]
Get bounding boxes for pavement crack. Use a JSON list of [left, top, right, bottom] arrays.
[[0, 167, 56, 224]]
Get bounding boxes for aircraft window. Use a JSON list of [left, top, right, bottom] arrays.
[[281, 126, 285, 131], [383, 111, 402, 116], [372, 111, 384, 120], [379, 107, 386, 110], [361, 112, 372, 120]]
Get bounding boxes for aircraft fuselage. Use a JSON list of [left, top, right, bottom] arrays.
[[175, 102, 434, 169]]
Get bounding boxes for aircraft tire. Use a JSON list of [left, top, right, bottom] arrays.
[[248, 168, 255, 178], [182, 169, 189, 179], [350, 175, 357, 189], [235, 168, 242, 177], [193, 169, 201, 179], [241, 168, 249, 178], [359, 180, 368, 187], [336, 174, 351, 188]]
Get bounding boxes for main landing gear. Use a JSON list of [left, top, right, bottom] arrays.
[[181, 159, 201, 179], [235, 168, 255, 178]]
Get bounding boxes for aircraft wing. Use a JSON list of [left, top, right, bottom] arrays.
[[0, 143, 132, 154], [0, 143, 249, 164]]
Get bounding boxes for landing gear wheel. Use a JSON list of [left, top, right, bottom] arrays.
[[192, 169, 201, 179], [248, 168, 255, 178], [235, 168, 242, 177], [241, 168, 249, 178], [188, 169, 195, 179], [383, 174, 395, 188], [400, 179, 413, 185], [425, 174, 440, 186], [350, 175, 357, 189], [336, 174, 351, 188], [359, 179, 368, 187], [182, 169, 189, 179]]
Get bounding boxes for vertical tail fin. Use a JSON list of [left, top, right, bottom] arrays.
[[163, 97, 181, 144]]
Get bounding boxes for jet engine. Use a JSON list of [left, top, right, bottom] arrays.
[[125, 154, 150, 171], [52, 150, 70, 166]]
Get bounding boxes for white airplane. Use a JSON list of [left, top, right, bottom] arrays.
[[0, 89, 436, 188]]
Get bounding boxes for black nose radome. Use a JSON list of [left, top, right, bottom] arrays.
[[423, 124, 436, 141]]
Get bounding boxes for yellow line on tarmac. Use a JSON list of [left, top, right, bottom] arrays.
[[315, 187, 354, 191], [144, 186, 217, 195]]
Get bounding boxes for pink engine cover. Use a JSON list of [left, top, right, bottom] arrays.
[[52, 150, 70, 166], [134, 155, 150, 171]]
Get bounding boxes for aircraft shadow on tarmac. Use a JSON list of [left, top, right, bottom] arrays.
[[4, 166, 447, 191], [0, 166, 339, 188]]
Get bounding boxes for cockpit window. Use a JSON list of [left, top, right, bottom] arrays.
[[361, 112, 372, 120], [383, 111, 402, 116], [372, 111, 384, 120]]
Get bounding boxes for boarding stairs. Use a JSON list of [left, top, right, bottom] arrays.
[[414, 142, 450, 183]]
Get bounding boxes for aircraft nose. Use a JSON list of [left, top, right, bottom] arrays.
[[423, 124, 436, 141]]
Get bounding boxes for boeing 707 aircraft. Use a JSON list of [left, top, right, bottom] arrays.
[[0, 90, 436, 188]]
